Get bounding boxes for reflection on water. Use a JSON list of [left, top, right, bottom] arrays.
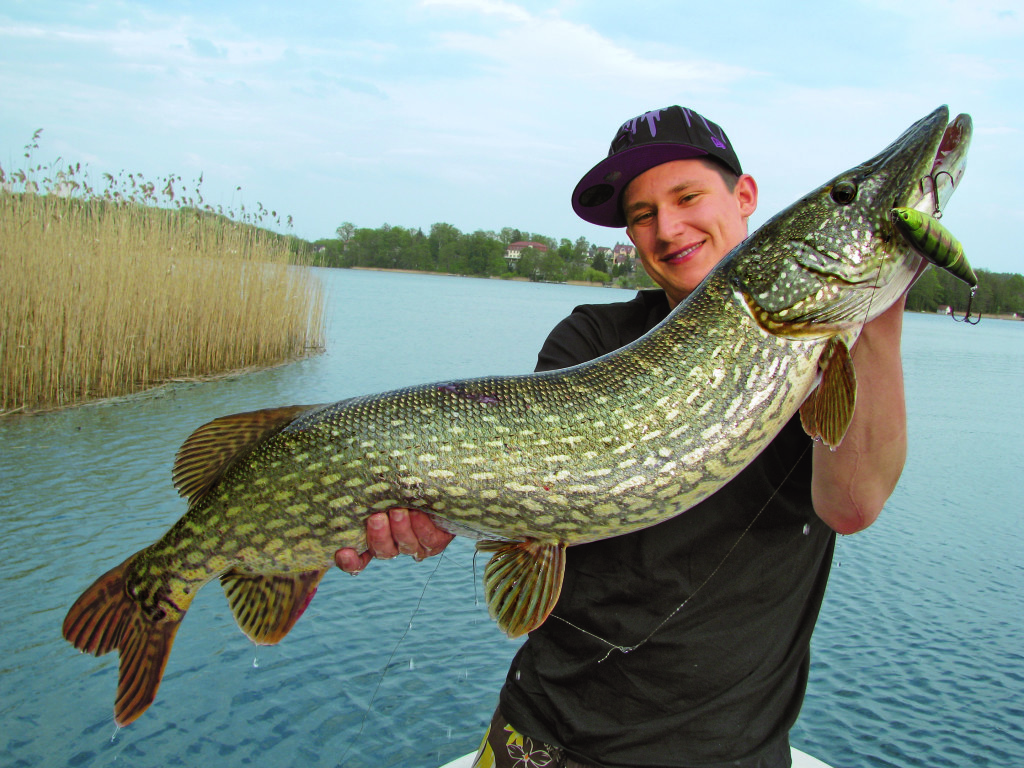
[[1, 270, 1022, 767]]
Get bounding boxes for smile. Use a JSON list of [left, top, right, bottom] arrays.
[[662, 241, 704, 262]]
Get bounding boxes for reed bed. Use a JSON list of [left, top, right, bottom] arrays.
[[1, 137, 325, 413]]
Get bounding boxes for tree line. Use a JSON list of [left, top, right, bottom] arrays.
[[310, 222, 655, 288], [310, 221, 1021, 316], [906, 265, 1024, 317]]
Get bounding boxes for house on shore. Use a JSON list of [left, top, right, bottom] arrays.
[[505, 240, 549, 269], [612, 242, 636, 266]]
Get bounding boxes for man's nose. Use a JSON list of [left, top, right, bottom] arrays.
[[656, 208, 688, 242]]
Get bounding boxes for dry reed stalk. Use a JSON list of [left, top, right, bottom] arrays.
[[1, 168, 324, 413]]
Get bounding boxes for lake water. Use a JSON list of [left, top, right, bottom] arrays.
[[1, 268, 1021, 768]]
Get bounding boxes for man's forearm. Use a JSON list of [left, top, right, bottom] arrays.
[[810, 299, 909, 534]]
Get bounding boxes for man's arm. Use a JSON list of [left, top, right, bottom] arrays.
[[810, 298, 909, 534]]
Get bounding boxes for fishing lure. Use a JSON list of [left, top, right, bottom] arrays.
[[891, 207, 977, 287]]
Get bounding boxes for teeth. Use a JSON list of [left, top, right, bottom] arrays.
[[665, 243, 700, 261]]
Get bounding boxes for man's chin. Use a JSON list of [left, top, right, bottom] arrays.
[[658, 261, 720, 303]]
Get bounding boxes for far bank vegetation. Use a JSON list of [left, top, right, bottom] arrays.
[[1, 131, 325, 414], [313, 221, 655, 288]]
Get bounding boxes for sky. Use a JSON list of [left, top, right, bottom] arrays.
[[1, 0, 1022, 273]]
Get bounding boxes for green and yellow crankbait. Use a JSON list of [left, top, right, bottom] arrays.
[[891, 207, 977, 287]]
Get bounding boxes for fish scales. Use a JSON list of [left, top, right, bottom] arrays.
[[181, 282, 808, 558], [63, 106, 972, 727]]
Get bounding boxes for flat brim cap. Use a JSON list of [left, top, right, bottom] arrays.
[[571, 106, 742, 228]]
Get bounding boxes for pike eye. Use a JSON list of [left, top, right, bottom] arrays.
[[830, 181, 858, 204]]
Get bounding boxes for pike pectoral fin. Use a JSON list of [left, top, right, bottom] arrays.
[[800, 337, 857, 449], [477, 539, 566, 638], [173, 404, 324, 506], [220, 568, 327, 645], [62, 556, 182, 726]]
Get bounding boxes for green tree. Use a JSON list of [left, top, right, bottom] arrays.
[[539, 251, 567, 282], [429, 222, 462, 272], [461, 230, 506, 276], [905, 268, 942, 312], [1005, 274, 1024, 314], [500, 227, 525, 246], [336, 221, 355, 242], [516, 247, 542, 280]]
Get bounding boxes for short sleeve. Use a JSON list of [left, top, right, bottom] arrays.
[[534, 290, 671, 373]]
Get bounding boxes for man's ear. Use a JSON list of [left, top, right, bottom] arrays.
[[736, 174, 758, 219]]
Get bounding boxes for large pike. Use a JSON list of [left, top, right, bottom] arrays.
[[64, 106, 972, 726]]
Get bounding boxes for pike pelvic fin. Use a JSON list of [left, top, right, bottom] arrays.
[[477, 538, 566, 638], [173, 405, 323, 506], [800, 337, 857, 449], [62, 556, 182, 726], [220, 568, 327, 645]]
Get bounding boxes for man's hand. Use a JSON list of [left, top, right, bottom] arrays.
[[334, 508, 454, 574]]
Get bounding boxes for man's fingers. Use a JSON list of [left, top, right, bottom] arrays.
[[388, 508, 419, 556], [365, 511, 400, 559], [334, 547, 373, 574], [408, 510, 455, 554], [334, 508, 454, 573]]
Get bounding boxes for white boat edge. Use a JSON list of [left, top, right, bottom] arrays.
[[441, 747, 832, 767]]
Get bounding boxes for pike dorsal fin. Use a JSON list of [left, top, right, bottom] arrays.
[[220, 568, 327, 645], [800, 337, 857, 449], [172, 405, 322, 506], [477, 538, 567, 638]]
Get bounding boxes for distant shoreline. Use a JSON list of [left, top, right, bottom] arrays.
[[916, 308, 1022, 322], [348, 265, 616, 289]]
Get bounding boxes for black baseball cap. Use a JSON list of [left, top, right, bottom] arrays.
[[571, 106, 743, 228]]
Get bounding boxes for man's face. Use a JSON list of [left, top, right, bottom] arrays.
[[623, 158, 758, 308]]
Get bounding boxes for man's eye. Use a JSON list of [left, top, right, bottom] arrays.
[[631, 211, 653, 225]]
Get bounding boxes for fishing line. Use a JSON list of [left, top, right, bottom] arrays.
[[552, 442, 813, 663], [552, 223, 904, 660], [337, 552, 447, 766], [859, 237, 888, 337]]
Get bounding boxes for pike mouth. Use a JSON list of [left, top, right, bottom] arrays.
[[909, 112, 972, 215]]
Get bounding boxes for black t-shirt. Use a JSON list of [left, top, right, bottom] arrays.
[[499, 290, 835, 768]]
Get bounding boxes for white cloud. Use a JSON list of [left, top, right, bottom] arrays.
[[421, 3, 755, 94], [420, 0, 533, 23]]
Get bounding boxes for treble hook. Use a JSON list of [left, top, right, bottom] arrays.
[[952, 286, 982, 324], [920, 170, 956, 219]]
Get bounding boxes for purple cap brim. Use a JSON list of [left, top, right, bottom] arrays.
[[571, 143, 711, 228]]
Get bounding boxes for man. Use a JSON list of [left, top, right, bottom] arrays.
[[336, 106, 910, 767]]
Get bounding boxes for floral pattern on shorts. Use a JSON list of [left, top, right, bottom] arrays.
[[472, 708, 567, 768]]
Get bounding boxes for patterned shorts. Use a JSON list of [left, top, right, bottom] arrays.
[[471, 707, 596, 768]]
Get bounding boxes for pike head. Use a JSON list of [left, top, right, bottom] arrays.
[[732, 105, 971, 337]]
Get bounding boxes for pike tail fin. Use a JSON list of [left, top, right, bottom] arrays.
[[62, 556, 182, 726]]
